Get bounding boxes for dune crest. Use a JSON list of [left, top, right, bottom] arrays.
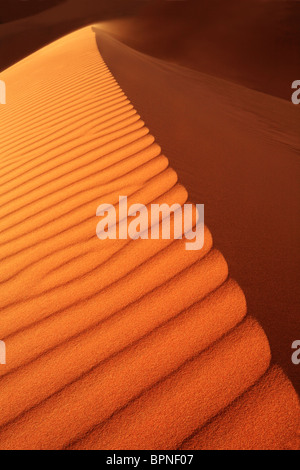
[[0, 26, 298, 450]]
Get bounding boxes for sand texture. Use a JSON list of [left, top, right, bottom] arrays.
[[0, 27, 298, 450]]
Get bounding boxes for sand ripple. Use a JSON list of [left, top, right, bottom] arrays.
[[0, 27, 298, 450]]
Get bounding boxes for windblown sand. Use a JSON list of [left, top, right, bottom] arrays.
[[0, 27, 298, 450]]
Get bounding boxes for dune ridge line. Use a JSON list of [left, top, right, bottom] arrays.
[[0, 26, 298, 450]]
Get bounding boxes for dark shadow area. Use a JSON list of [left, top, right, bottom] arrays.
[[0, 0, 66, 24], [98, 0, 300, 101]]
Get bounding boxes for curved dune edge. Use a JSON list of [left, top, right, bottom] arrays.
[[0, 26, 298, 451]]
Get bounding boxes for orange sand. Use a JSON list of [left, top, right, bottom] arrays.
[[94, 27, 300, 392], [0, 27, 298, 450], [69, 318, 271, 450], [181, 366, 299, 451]]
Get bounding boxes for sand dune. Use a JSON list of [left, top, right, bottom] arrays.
[[0, 27, 298, 450], [1, 1, 299, 100], [181, 366, 299, 451], [0, 0, 142, 71], [94, 28, 300, 393], [70, 318, 271, 450]]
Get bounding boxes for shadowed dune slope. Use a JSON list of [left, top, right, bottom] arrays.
[[0, 0, 299, 100], [97, 0, 300, 100], [94, 28, 300, 393], [0, 27, 298, 450]]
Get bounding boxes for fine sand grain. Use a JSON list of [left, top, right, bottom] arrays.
[[0, 26, 298, 450]]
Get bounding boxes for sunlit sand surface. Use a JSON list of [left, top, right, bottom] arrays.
[[0, 27, 298, 450]]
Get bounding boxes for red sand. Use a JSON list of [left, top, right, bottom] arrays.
[[0, 27, 299, 450]]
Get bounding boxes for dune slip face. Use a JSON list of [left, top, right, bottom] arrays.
[[0, 26, 298, 451]]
